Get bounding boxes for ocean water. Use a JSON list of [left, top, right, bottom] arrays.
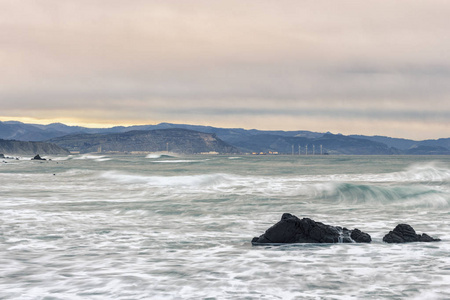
[[1, 154, 449, 300]]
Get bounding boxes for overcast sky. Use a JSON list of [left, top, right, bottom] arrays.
[[1, 0, 449, 139]]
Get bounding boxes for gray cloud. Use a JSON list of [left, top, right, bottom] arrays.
[[0, 0, 449, 139]]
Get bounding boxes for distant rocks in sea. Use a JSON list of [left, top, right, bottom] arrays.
[[1, 153, 19, 161], [383, 224, 441, 243], [252, 213, 372, 245], [252, 213, 441, 245], [32, 154, 46, 161]]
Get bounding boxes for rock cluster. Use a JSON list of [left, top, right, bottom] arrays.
[[252, 213, 371, 244], [1, 153, 20, 161], [382, 224, 441, 243], [252, 213, 441, 245]]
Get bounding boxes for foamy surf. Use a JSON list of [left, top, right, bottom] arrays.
[[1, 155, 449, 299]]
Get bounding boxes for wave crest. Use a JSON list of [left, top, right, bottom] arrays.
[[145, 153, 178, 159], [320, 182, 449, 208], [73, 154, 111, 162], [99, 171, 232, 188]]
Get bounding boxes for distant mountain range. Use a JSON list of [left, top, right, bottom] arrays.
[[0, 120, 449, 155]]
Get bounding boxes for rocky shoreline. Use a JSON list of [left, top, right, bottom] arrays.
[[252, 213, 440, 245]]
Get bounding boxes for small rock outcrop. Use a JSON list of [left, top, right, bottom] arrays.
[[0, 153, 4, 158], [252, 213, 371, 244], [383, 224, 440, 243], [32, 154, 46, 160], [350, 228, 372, 243]]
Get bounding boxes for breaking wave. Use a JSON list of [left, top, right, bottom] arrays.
[[145, 153, 178, 159], [98, 173, 449, 209], [319, 182, 449, 208], [314, 163, 450, 208], [295, 163, 450, 184], [99, 171, 233, 188], [368, 162, 450, 183], [73, 154, 111, 162]]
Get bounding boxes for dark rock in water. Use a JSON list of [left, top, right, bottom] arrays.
[[32, 154, 46, 160], [0, 153, 4, 158], [252, 213, 371, 244], [383, 224, 440, 243], [351, 228, 372, 243]]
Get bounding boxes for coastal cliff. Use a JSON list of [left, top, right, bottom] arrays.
[[0, 139, 70, 155], [48, 128, 239, 154]]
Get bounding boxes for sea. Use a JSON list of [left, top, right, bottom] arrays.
[[1, 154, 449, 300]]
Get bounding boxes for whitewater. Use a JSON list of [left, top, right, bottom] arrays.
[[1, 154, 449, 299]]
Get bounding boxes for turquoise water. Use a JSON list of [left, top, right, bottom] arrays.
[[1, 154, 450, 299]]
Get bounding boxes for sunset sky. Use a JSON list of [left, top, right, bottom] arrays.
[[1, 0, 449, 140]]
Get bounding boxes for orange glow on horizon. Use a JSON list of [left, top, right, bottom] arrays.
[[0, 116, 151, 129]]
